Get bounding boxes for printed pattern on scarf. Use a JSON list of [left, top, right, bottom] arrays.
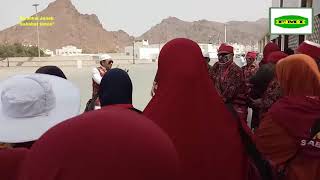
[[92, 67, 107, 106], [260, 79, 282, 116], [243, 64, 259, 83], [209, 61, 248, 120]]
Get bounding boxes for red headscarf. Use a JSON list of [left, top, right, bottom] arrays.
[[17, 107, 179, 180], [270, 54, 320, 144], [276, 54, 320, 96], [296, 40, 320, 61], [218, 43, 234, 54], [266, 51, 288, 64], [260, 42, 280, 65], [245, 51, 258, 65], [246, 51, 258, 60], [0, 148, 28, 180], [270, 97, 320, 140], [144, 38, 247, 180]]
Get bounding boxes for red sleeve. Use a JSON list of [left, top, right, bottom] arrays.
[[255, 113, 297, 165]]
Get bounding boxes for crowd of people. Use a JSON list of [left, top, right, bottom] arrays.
[[0, 38, 320, 180]]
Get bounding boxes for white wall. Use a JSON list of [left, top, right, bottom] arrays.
[[272, 0, 281, 7], [314, 0, 320, 15], [283, 0, 301, 7], [125, 46, 133, 56], [139, 48, 159, 60]]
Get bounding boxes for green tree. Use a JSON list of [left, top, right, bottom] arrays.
[[0, 43, 46, 58]]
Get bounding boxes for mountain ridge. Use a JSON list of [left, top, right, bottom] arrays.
[[0, 0, 268, 53]]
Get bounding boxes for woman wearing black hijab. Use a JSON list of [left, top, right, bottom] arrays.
[[99, 68, 141, 113], [35, 66, 67, 79]]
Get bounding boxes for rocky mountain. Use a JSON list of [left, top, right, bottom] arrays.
[[0, 0, 268, 53], [0, 0, 133, 53], [139, 17, 268, 45]]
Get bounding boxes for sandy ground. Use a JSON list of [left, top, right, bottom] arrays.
[[0, 64, 157, 112]]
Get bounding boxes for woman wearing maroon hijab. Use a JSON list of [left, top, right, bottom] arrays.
[[15, 107, 179, 180], [256, 55, 320, 180], [259, 42, 280, 66], [144, 38, 247, 180]]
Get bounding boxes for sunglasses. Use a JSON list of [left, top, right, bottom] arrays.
[[218, 53, 230, 57], [108, 60, 114, 65], [218, 53, 231, 60]]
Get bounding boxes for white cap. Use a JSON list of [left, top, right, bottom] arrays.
[[304, 40, 320, 48], [0, 74, 80, 143], [99, 54, 112, 61]]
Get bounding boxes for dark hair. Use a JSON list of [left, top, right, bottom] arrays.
[[284, 48, 294, 55], [100, 60, 105, 66], [204, 57, 210, 63], [35, 66, 67, 79], [249, 64, 275, 97], [99, 68, 133, 106]]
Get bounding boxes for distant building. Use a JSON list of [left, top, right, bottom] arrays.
[[229, 43, 257, 54], [125, 40, 161, 60], [56, 45, 82, 56], [43, 49, 54, 56], [198, 43, 218, 58], [125, 40, 223, 60]]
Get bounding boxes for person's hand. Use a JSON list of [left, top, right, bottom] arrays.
[[151, 81, 158, 97]]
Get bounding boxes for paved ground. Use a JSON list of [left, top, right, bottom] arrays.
[[0, 58, 251, 123], [0, 64, 157, 112]]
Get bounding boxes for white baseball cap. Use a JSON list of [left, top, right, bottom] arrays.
[[0, 74, 80, 143], [99, 54, 112, 61]]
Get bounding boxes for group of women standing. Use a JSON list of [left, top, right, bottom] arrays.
[[0, 38, 319, 180]]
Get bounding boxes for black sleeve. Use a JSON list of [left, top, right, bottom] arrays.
[[130, 108, 143, 114], [249, 64, 275, 97]]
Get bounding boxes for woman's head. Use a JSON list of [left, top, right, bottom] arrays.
[[276, 54, 320, 96], [217, 44, 234, 64], [35, 66, 67, 79], [99, 68, 133, 106], [17, 107, 179, 180], [261, 42, 280, 64], [156, 38, 207, 88], [266, 51, 288, 64], [245, 51, 257, 65], [144, 38, 247, 180]]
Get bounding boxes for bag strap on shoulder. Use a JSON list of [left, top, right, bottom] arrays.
[[225, 103, 274, 180]]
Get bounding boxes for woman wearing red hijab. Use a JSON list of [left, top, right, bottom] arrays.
[[250, 51, 288, 129], [14, 107, 179, 180], [243, 51, 259, 83], [256, 54, 320, 180], [252, 51, 288, 117], [259, 42, 280, 66], [144, 38, 247, 180]]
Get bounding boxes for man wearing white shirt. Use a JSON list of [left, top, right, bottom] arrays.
[[92, 54, 113, 110]]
